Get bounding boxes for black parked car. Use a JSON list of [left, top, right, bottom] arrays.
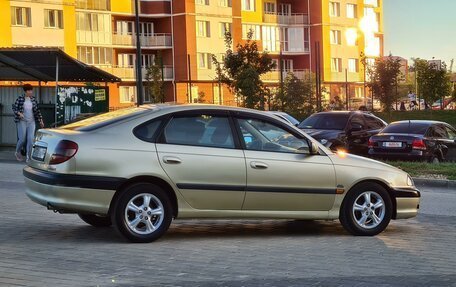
[[368, 120, 456, 163], [298, 111, 387, 154]]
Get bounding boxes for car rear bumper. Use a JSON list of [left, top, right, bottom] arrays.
[[23, 166, 120, 215], [368, 149, 430, 161], [392, 187, 420, 219]]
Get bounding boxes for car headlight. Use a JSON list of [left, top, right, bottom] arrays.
[[320, 139, 328, 145], [407, 175, 414, 187]]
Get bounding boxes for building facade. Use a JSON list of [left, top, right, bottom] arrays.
[[0, 0, 383, 109]]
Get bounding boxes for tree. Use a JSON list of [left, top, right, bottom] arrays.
[[365, 55, 402, 113], [213, 30, 276, 109], [414, 59, 452, 107], [145, 52, 165, 103], [273, 72, 315, 119]]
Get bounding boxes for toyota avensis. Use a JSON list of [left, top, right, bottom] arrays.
[[24, 105, 420, 243]]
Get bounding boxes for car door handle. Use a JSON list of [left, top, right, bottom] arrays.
[[163, 156, 182, 164], [250, 161, 268, 169]]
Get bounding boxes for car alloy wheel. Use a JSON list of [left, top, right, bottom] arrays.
[[352, 191, 385, 229], [112, 183, 172, 243], [340, 182, 392, 236], [124, 193, 164, 235]]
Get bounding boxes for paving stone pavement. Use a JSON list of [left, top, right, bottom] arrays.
[[0, 162, 455, 286]]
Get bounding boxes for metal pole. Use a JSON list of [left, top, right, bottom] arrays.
[[55, 55, 59, 127], [280, 44, 284, 110], [345, 69, 349, 110], [161, 55, 164, 103], [134, 0, 143, 106], [218, 79, 222, 105], [187, 54, 192, 103]]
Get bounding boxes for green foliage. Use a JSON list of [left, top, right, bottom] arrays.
[[365, 54, 402, 113], [272, 72, 315, 119], [374, 110, 456, 128], [213, 30, 276, 109], [145, 52, 165, 103], [414, 59, 452, 105], [386, 161, 456, 180], [197, 91, 206, 103]]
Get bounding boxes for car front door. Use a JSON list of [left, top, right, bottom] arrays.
[[234, 114, 336, 212], [156, 111, 246, 210], [346, 114, 369, 154], [442, 124, 456, 161]]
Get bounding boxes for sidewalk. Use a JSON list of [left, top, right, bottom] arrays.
[[0, 146, 454, 189]]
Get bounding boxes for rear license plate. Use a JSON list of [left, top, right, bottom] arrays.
[[32, 146, 47, 161], [383, 142, 402, 148]]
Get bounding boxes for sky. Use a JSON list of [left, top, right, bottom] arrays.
[[383, 0, 456, 69]]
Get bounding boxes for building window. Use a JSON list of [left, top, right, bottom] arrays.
[[346, 4, 357, 18], [76, 0, 110, 11], [198, 53, 212, 69], [220, 22, 232, 38], [329, 2, 340, 17], [242, 24, 261, 40], [196, 21, 210, 37], [120, 86, 136, 103], [11, 7, 31, 27], [331, 58, 342, 72], [196, 0, 209, 5], [330, 30, 341, 45], [364, 0, 378, 7], [44, 9, 63, 29], [348, 59, 359, 73], [242, 0, 255, 11], [262, 26, 280, 52], [219, 0, 232, 7], [264, 2, 276, 14], [77, 46, 113, 65]]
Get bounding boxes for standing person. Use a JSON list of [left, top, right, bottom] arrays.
[[400, 101, 406, 111], [407, 91, 418, 110], [12, 84, 44, 162]]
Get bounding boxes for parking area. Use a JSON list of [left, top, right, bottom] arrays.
[[1, 161, 456, 287]]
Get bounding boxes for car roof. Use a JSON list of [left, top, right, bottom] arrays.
[[142, 103, 277, 116]]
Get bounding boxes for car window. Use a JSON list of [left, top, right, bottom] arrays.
[[134, 120, 162, 142], [237, 118, 309, 154], [163, 115, 235, 149], [431, 125, 448, 139], [364, 115, 385, 130], [445, 126, 456, 140], [298, 113, 349, 130], [349, 115, 365, 129]]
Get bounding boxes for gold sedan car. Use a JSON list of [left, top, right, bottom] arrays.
[[24, 105, 420, 242]]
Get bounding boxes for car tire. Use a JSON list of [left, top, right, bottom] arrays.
[[78, 214, 112, 227], [340, 182, 392, 236], [111, 183, 173, 243], [429, 155, 440, 164]]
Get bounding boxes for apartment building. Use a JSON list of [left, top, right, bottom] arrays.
[[0, 0, 383, 108]]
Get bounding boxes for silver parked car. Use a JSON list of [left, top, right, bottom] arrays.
[[24, 105, 420, 242]]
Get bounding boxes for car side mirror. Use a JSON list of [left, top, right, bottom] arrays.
[[308, 141, 319, 155]]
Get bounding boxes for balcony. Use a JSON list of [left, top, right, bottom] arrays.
[[262, 69, 311, 82], [96, 65, 174, 81], [263, 13, 309, 25], [112, 33, 172, 48]]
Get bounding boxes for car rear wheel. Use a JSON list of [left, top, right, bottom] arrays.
[[340, 182, 392, 236], [78, 214, 112, 227], [111, 183, 173, 243], [429, 155, 440, 164]]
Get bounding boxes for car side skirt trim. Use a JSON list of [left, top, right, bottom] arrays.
[[23, 166, 125, 190], [177, 183, 336, 194]]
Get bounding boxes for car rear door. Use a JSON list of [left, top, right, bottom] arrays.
[[233, 113, 336, 212], [156, 111, 246, 210], [442, 124, 456, 161], [347, 114, 369, 154]]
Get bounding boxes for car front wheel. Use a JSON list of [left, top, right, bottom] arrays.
[[111, 183, 173, 243], [340, 182, 392, 236]]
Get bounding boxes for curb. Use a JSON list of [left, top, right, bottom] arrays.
[[413, 178, 456, 189]]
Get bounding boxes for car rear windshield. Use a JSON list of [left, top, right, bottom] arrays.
[[382, 122, 430, 135], [60, 106, 153, 131], [298, 113, 349, 130]]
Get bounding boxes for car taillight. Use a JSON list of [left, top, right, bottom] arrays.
[[49, 140, 78, 165], [412, 139, 426, 150], [368, 139, 374, 148]]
